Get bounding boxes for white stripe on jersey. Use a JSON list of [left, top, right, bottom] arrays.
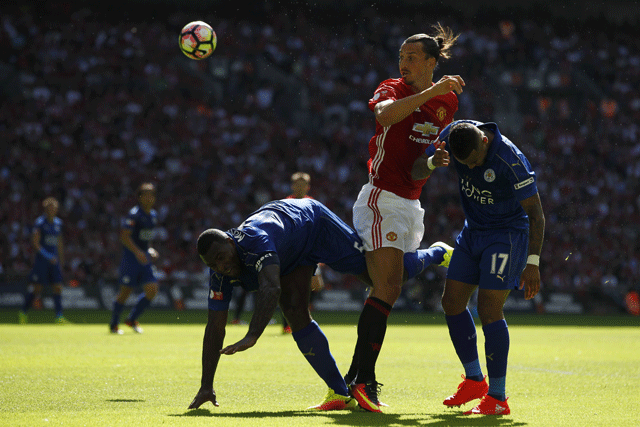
[[370, 127, 390, 180]]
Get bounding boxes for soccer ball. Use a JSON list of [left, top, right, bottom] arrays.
[[179, 21, 217, 60]]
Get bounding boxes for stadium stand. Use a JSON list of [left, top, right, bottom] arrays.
[[1, 1, 639, 314]]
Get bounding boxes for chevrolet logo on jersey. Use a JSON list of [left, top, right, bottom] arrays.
[[412, 122, 439, 136]]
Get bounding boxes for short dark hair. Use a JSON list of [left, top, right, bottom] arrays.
[[449, 122, 481, 161], [197, 229, 227, 256]]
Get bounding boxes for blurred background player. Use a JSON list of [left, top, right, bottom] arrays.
[[346, 25, 463, 412], [229, 289, 249, 325], [19, 197, 69, 324], [109, 183, 160, 334], [283, 171, 323, 333], [414, 120, 545, 415]]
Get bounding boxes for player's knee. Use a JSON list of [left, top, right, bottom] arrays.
[[282, 305, 310, 328], [144, 284, 158, 299], [476, 306, 503, 326], [116, 286, 132, 302], [441, 294, 462, 315], [371, 282, 402, 304]]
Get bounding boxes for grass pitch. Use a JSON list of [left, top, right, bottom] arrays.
[[1, 310, 639, 426]]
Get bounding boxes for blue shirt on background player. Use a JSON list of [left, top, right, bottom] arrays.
[[20, 197, 70, 324], [109, 183, 160, 335], [119, 204, 158, 269], [412, 120, 545, 415], [188, 197, 452, 411]]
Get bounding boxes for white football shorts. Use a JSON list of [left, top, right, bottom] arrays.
[[352, 183, 424, 252]]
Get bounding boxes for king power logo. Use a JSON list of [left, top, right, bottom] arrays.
[[460, 177, 495, 205]]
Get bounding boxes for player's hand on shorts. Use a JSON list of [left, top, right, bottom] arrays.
[[220, 335, 258, 355], [135, 249, 148, 264], [433, 75, 465, 95], [519, 264, 540, 300], [148, 247, 159, 260], [188, 387, 219, 409]]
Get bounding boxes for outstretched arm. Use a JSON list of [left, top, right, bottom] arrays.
[[375, 76, 465, 127], [519, 193, 545, 300], [188, 309, 227, 409], [220, 264, 281, 354]]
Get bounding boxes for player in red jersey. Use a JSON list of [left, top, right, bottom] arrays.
[[346, 24, 465, 412]]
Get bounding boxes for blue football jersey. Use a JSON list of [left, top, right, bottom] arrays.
[[208, 198, 367, 311], [33, 215, 62, 257], [121, 205, 158, 253], [426, 120, 538, 231]]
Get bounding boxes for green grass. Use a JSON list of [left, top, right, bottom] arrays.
[[1, 311, 639, 426]]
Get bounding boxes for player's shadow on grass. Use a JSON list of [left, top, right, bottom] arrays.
[[170, 410, 527, 426], [410, 413, 526, 427]]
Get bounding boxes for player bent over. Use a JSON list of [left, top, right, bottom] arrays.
[[413, 120, 545, 415], [188, 198, 452, 411]]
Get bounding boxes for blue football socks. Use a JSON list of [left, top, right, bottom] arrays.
[[127, 294, 151, 322], [111, 301, 124, 327], [446, 309, 483, 381], [292, 320, 349, 396], [22, 292, 35, 313], [483, 319, 509, 401], [52, 294, 63, 317]]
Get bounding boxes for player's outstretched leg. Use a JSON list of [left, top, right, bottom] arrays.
[[403, 242, 453, 280], [429, 241, 453, 267]]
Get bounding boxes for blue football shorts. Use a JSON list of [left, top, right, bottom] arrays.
[[301, 209, 368, 277], [29, 256, 64, 285], [447, 227, 528, 290], [119, 255, 157, 288]]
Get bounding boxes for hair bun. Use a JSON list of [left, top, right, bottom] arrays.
[[436, 36, 445, 49]]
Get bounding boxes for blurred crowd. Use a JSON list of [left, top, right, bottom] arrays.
[[1, 3, 639, 311]]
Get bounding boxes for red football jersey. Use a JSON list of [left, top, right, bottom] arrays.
[[367, 78, 458, 200]]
